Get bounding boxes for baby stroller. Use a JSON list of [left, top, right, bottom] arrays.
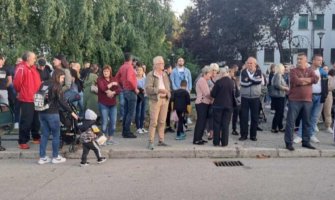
[[60, 91, 81, 152]]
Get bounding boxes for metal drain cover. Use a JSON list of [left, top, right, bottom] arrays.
[[214, 161, 244, 167]]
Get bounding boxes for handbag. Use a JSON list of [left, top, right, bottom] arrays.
[[95, 134, 107, 146]]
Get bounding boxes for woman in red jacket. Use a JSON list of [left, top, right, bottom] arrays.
[[97, 65, 121, 145]]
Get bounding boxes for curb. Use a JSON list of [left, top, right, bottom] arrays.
[[1, 147, 335, 159]]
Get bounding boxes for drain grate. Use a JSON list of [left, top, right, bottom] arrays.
[[214, 161, 244, 167]]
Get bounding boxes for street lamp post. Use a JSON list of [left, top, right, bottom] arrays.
[[317, 32, 325, 55]]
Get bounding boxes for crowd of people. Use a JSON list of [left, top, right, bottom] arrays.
[[0, 51, 335, 165]]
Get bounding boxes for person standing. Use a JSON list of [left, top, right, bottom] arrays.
[[172, 80, 190, 140], [13, 51, 41, 149], [145, 56, 171, 150], [193, 66, 213, 145], [239, 57, 263, 141], [270, 64, 289, 133], [229, 65, 241, 136], [323, 69, 335, 133], [211, 67, 235, 146], [97, 65, 120, 145], [115, 53, 138, 138], [0, 54, 12, 105], [284, 53, 319, 151], [52, 54, 71, 92], [164, 64, 175, 133], [135, 63, 148, 134], [294, 54, 327, 144], [170, 57, 193, 124], [38, 69, 78, 164]]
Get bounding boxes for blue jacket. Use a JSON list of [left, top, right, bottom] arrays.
[[170, 67, 192, 91]]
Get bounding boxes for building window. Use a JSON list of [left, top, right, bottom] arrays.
[[281, 49, 291, 64], [297, 48, 308, 56], [264, 48, 274, 63], [298, 14, 308, 29], [313, 48, 323, 56], [332, 14, 335, 29], [331, 49, 335, 64], [314, 14, 324, 30]]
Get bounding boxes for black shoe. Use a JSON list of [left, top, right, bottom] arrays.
[[302, 143, 316, 150], [165, 127, 175, 133], [257, 127, 263, 131], [123, 133, 137, 138], [271, 129, 278, 133], [239, 137, 247, 141], [250, 137, 257, 141], [286, 145, 295, 151], [193, 140, 205, 145], [278, 128, 285, 132], [232, 130, 239, 135], [200, 139, 208, 143]]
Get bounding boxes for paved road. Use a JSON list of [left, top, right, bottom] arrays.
[[1, 158, 334, 200]]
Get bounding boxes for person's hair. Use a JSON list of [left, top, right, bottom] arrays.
[[51, 69, 66, 98], [328, 69, 335, 76], [0, 54, 5, 60], [180, 80, 187, 87], [312, 54, 323, 60], [201, 65, 211, 75], [90, 64, 100, 74], [297, 52, 307, 57], [124, 52, 132, 62], [164, 64, 172, 70], [275, 63, 285, 74], [153, 56, 164, 66], [70, 68, 79, 80], [22, 51, 33, 61], [209, 63, 219, 72], [102, 65, 112, 78]]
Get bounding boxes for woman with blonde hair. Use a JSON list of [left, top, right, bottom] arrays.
[[270, 64, 289, 133]]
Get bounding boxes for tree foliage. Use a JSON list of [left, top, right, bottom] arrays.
[[179, 0, 332, 65], [0, 0, 175, 69]]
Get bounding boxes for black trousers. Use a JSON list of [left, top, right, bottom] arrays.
[[176, 110, 185, 135], [232, 105, 241, 131], [240, 97, 260, 139], [81, 141, 102, 163], [18, 102, 40, 144], [271, 97, 285, 130], [213, 108, 233, 146], [166, 99, 172, 128], [193, 103, 209, 142]]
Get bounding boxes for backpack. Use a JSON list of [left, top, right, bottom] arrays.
[[34, 82, 50, 111]]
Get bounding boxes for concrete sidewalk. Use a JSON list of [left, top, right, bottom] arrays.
[[1, 123, 335, 159]]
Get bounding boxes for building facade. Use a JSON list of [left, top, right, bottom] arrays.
[[257, 1, 335, 72]]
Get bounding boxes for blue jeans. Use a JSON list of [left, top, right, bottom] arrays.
[[39, 113, 60, 158], [135, 97, 146, 129], [122, 90, 137, 135], [285, 101, 312, 145], [119, 91, 124, 120], [297, 94, 322, 137], [99, 103, 117, 136]]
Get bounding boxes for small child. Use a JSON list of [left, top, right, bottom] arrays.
[[79, 109, 107, 167], [172, 80, 191, 140]]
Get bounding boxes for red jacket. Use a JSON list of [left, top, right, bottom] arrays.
[[97, 76, 121, 106], [115, 61, 137, 91], [14, 61, 41, 102]]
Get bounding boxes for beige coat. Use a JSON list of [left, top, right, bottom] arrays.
[[145, 71, 171, 101]]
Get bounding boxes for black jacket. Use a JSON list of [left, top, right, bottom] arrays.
[[172, 88, 190, 112], [211, 76, 235, 109]]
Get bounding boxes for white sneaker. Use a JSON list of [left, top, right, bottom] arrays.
[[136, 128, 144, 134], [314, 126, 319, 132], [327, 127, 333, 134], [265, 105, 271, 109], [310, 136, 320, 143], [52, 155, 66, 164], [38, 156, 51, 165], [14, 122, 19, 129], [106, 139, 119, 145], [187, 118, 192, 124], [293, 136, 302, 144], [97, 157, 107, 164], [142, 128, 148, 133]]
